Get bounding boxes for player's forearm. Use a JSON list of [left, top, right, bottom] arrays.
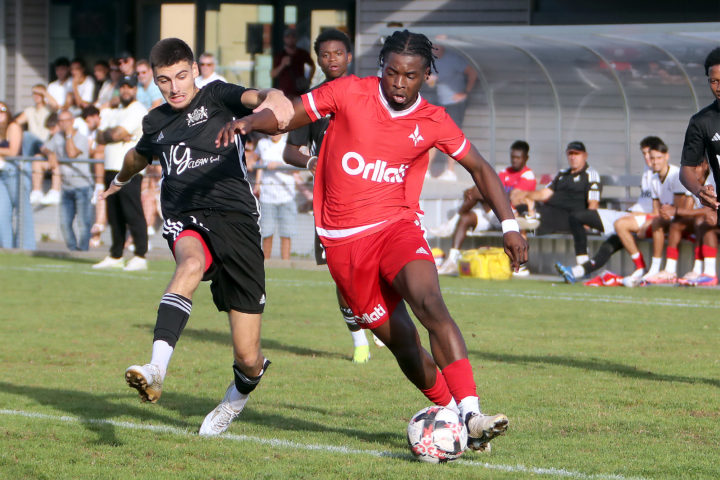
[[680, 165, 704, 197], [460, 149, 514, 221], [116, 149, 149, 182], [283, 144, 310, 169]]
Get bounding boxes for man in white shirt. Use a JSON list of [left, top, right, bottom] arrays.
[[92, 76, 149, 271], [69, 58, 96, 114], [195, 52, 227, 88]]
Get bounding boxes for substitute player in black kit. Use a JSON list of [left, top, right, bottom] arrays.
[[100, 38, 294, 436], [681, 47, 720, 217]]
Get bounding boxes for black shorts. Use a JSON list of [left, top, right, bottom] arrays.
[[162, 209, 265, 314], [536, 204, 572, 235]]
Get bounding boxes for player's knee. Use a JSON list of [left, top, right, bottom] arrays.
[[233, 358, 271, 394], [177, 255, 205, 279], [233, 349, 263, 373]]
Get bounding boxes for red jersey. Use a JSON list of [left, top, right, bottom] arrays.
[[498, 165, 536, 193], [301, 75, 471, 246]]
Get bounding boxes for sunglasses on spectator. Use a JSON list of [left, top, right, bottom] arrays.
[[119, 58, 131, 63], [200, 63, 214, 66]]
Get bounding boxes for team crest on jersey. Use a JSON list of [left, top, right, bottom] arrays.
[[186, 106, 209, 127], [409, 124, 424, 146]]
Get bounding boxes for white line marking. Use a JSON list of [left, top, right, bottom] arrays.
[[5, 265, 714, 309], [0, 409, 649, 480]]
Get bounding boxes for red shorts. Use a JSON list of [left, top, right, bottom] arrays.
[[325, 219, 435, 329]]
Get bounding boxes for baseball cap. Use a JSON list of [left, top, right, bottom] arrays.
[[566, 141, 586, 153], [116, 50, 133, 60], [118, 75, 137, 88]]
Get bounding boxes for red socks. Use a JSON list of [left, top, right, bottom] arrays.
[[441, 358, 477, 402], [420, 369, 453, 406]]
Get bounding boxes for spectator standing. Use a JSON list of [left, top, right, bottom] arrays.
[[92, 76, 148, 271], [271, 28, 315, 99], [47, 57, 72, 111], [135, 60, 164, 110], [427, 43, 477, 181], [0, 100, 35, 250], [195, 52, 227, 88], [256, 132, 296, 260], [81, 106, 106, 248], [42, 110, 92, 250]]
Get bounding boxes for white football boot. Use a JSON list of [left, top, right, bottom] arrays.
[[199, 383, 249, 436], [465, 412, 509, 452], [93, 256, 125, 269], [125, 363, 163, 403]]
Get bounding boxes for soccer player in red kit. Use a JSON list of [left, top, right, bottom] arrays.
[[217, 30, 528, 452]]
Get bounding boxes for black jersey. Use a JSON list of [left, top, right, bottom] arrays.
[[286, 81, 331, 154], [546, 164, 601, 211], [135, 81, 257, 219], [681, 100, 720, 186]]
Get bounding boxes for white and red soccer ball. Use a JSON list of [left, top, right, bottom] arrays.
[[407, 406, 468, 463]]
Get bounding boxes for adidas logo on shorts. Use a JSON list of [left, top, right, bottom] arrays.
[[713, 132, 720, 142], [416, 247, 429, 255]]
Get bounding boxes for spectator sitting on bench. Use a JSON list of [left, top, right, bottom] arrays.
[[433, 140, 536, 276], [514, 141, 601, 259], [554, 136, 659, 284]]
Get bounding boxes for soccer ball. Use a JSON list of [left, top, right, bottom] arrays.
[[431, 247, 445, 267], [407, 406, 468, 463]]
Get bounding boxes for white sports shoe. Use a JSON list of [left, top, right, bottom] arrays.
[[437, 258, 459, 276], [92, 256, 125, 269], [428, 218, 458, 238], [40, 189, 60, 205], [125, 364, 163, 403], [123, 256, 148, 271], [29, 190, 44, 205], [199, 383, 249, 436], [512, 265, 530, 277], [465, 412, 509, 452]]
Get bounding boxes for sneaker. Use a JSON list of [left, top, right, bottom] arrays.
[[512, 265, 530, 277], [123, 256, 148, 271], [678, 271, 703, 286], [372, 333, 385, 348], [92, 256, 125, 269], [40, 189, 60, 205], [352, 344, 370, 363], [689, 275, 718, 286], [199, 383, 248, 436], [643, 270, 677, 285], [29, 190, 44, 205], [428, 217, 459, 238], [125, 364, 163, 403], [437, 258, 459, 276], [436, 169, 457, 182], [622, 275, 645, 288], [585, 270, 622, 287], [516, 214, 540, 231], [554, 262, 576, 284], [465, 412, 509, 452]]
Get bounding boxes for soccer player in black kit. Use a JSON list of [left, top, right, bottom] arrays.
[[681, 47, 720, 219], [100, 38, 293, 435]]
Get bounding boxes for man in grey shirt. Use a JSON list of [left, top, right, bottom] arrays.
[[42, 109, 92, 250]]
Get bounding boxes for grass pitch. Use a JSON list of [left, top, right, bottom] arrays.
[[0, 252, 718, 479]]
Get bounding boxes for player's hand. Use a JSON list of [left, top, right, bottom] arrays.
[[503, 231, 528, 272], [254, 89, 293, 130], [97, 183, 121, 201], [307, 156, 318, 175], [703, 207, 717, 225], [215, 119, 251, 148], [659, 203, 676, 220], [697, 184, 719, 210]]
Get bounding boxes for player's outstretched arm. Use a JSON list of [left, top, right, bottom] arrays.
[[457, 145, 528, 270], [216, 99, 313, 148], [680, 164, 719, 209], [98, 148, 149, 200], [241, 88, 294, 129]]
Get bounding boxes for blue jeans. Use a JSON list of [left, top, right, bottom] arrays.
[[59, 186, 94, 251], [0, 160, 35, 250]]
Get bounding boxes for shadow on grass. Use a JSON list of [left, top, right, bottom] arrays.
[[470, 351, 720, 388], [146, 326, 349, 361], [0, 380, 402, 448]]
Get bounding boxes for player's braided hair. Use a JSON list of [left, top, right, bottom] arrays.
[[150, 38, 194, 70], [705, 47, 720, 76], [378, 30, 437, 73]]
